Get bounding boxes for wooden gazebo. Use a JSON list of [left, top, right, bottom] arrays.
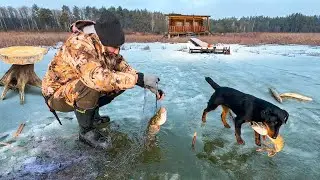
[[165, 14, 212, 38]]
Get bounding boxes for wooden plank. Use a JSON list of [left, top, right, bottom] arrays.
[[189, 49, 230, 54], [190, 38, 209, 47], [188, 41, 230, 54], [13, 123, 25, 138], [170, 17, 205, 21], [165, 14, 210, 18], [188, 40, 201, 47], [169, 26, 207, 33]]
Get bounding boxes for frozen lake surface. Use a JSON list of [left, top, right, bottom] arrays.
[[0, 43, 319, 179]]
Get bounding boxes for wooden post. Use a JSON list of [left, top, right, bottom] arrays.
[[193, 16, 195, 32], [167, 16, 170, 34], [207, 17, 210, 32], [184, 17, 186, 32], [13, 123, 26, 138]]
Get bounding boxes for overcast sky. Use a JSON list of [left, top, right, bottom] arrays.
[[0, 0, 319, 19]]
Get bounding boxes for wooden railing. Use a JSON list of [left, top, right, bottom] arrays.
[[169, 26, 207, 33]]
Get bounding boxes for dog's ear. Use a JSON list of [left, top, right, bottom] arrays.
[[261, 108, 272, 121], [275, 109, 289, 124], [261, 108, 278, 122], [283, 110, 289, 124]]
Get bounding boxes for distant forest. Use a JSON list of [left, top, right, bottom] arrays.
[[0, 5, 320, 33]]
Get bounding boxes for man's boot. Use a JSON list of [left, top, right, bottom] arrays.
[[74, 107, 111, 149], [93, 107, 110, 129]]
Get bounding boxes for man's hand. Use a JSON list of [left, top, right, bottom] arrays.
[[148, 86, 165, 100], [143, 74, 160, 90], [136, 72, 165, 100], [136, 73, 159, 89], [156, 89, 165, 100]]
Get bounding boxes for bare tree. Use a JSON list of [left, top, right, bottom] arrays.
[[52, 9, 62, 29], [16, 8, 25, 30], [1, 7, 8, 31], [252, 19, 255, 32], [31, 4, 39, 31], [0, 12, 3, 30], [0, 7, 7, 31], [151, 12, 155, 32], [79, 8, 85, 19], [20, 6, 31, 30], [7, 6, 17, 29], [72, 6, 80, 21]]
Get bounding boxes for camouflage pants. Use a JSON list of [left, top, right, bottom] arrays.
[[48, 81, 125, 112]]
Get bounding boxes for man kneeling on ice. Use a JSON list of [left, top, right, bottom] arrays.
[[41, 10, 164, 149]]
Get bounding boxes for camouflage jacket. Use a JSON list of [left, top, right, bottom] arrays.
[[42, 20, 137, 107]]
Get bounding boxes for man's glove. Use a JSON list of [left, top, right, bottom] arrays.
[[136, 72, 160, 90], [136, 72, 164, 100]]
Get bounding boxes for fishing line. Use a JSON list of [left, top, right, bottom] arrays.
[[106, 81, 161, 178], [106, 88, 152, 175], [142, 88, 148, 119], [155, 83, 159, 111]]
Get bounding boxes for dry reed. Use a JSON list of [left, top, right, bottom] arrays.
[[1, 32, 320, 48]]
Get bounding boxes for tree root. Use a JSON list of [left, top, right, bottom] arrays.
[[0, 64, 42, 104]]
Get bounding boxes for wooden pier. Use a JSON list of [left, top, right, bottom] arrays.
[[187, 38, 230, 54]]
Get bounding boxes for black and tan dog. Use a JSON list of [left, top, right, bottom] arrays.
[[202, 77, 289, 146]]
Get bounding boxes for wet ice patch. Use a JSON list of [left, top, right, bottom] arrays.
[[22, 156, 83, 174]]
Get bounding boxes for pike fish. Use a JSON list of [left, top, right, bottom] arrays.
[[269, 88, 283, 103], [269, 87, 313, 102], [279, 92, 312, 101]]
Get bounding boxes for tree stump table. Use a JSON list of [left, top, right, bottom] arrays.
[[0, 46, 48, 104]]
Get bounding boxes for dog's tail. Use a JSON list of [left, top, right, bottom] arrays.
[[205, 77, 220, 90]]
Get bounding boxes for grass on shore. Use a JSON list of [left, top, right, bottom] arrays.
[[1, 32, 320, 48]]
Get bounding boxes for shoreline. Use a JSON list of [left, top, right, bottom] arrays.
[[1, 32, 320, 48]]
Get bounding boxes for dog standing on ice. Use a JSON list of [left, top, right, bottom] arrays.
[[202, 77, 289, 146]]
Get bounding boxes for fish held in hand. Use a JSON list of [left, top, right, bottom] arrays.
[[149, 107, 167, 126], [145, 107, 167, 149], [147, 107, 167, 136]]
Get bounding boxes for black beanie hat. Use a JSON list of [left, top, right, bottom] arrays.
[[94, 11, 125, 47]]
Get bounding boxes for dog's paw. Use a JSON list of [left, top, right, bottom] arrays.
[[224, 124, 231, 128], [255, 140, 261, 146], [237, 139, 245, 145]]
